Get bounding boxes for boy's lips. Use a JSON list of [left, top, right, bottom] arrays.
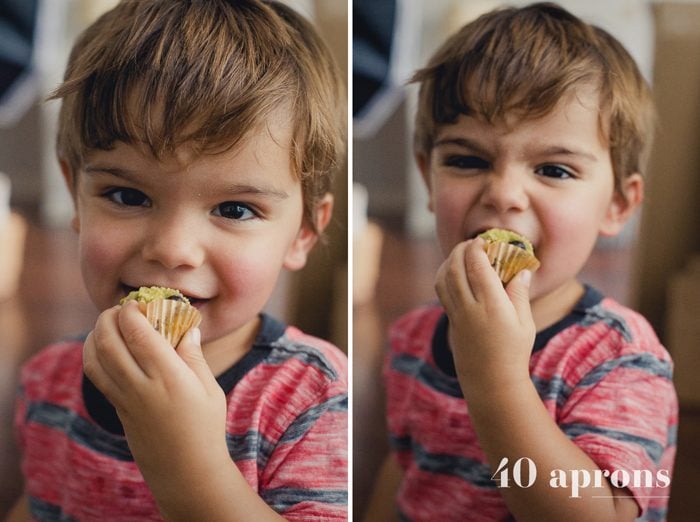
[[467, 227, 539, 249], [468, 226, 520, 239], [120, 283, 209, 308]]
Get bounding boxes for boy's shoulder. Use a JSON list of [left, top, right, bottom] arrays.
[[253, 313, 347, 377], [388, 303, 443, 348], [226, 318, 347, 445], [21, 338, 84, 384], [272, 324, 348, 388], [18, 339, 85, 412], [576, 294, 670, 362], [234, 314, 348, 398], [533, 290, 674, 390]]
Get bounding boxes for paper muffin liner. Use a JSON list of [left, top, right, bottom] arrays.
[[144, 299, 202, 347], [483, 241, 540, 284]]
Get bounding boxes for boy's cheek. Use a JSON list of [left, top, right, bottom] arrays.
[[216, 248, 282, 296], [433, 207, 470, 258], [78, 228, 132, 301]]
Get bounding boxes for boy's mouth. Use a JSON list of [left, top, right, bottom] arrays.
[[467, 227, 540, 252], [120, 284, 208, 308], [469, 227, 535, 242]]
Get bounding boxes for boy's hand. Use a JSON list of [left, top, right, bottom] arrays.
[[83, 301, 230, 492], [435, 238, 535, 394]]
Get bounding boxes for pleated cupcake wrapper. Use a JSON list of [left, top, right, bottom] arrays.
[[144, 299, 202, 347], [483, 241, 541, 284]]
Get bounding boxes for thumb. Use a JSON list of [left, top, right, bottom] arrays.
[[176, 328, 212, 382], [506, 269, 533, 324]]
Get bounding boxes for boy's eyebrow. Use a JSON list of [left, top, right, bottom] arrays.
[[82, 164, 290, 199], [221, 183, 290, 200], [433, 137, 489, 155], [536, 145, 598, 162], [433, 137, 598, 162], [83, 165, 137, 180]]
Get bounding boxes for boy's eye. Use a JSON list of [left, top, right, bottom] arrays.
[[444, 155, 490, 170], [537, 165, 574, 179], [105, 187, 150, 207], [214, 202, 257, 221]]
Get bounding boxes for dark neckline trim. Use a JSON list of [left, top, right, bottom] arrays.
[[432, 285, 604, 378], [82, 313, 287, 436], [215, 313, 286, 394]]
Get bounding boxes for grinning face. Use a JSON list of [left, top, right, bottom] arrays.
[[419, 85, 642, 318], [65, 108, 329, 352]]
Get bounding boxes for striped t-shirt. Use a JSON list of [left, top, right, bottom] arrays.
[[385, 286, 677, 521], [15, 313, 348, 521]]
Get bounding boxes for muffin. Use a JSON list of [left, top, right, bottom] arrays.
[[478, 228, 540, 283], [120, 286, 201, 347]]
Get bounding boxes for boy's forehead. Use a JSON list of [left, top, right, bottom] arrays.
[[82, 110, 297, 177], [84, 140, 198, 172], [87, 99, 296, 168], [432, 83, 609, 143], [116, 82, 296, 161]]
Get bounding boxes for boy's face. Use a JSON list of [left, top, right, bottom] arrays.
[[418, 86, 642, 301], [64, 110, 327, 346]]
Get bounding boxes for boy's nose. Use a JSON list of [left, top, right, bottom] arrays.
[[141, 214, 205, 270], [479, 170, 529, 213]]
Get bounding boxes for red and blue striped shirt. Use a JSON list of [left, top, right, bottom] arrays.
[[385, 286, 677, 521], [15, 314, 348, 521]]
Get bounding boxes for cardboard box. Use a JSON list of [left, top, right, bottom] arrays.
[[630, 2, 700, 340], [666, 256, 700, 407]]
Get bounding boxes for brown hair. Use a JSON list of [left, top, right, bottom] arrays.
[[52, 0, 346, 228], [412, 2, 655, 197]]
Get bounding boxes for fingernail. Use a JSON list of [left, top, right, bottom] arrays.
[[519, 270, 532, 285], [191, 327, 201, 345]]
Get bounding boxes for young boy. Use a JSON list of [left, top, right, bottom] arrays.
[[366, 3, 677, 521], [10, 1, 347, 520]]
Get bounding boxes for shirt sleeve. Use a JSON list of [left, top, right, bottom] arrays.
[[13, 380, 28, 453], [384, 315, 415, 470], [258, 376, 348, 521], [559, 348, 678, 515]]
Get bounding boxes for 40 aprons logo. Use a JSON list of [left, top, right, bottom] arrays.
[[492, 457, 671, 499]]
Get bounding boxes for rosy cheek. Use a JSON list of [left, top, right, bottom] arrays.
[[217, 249, 281, 299], [537, 210, 600, 273], [80, 225, 123, 268]]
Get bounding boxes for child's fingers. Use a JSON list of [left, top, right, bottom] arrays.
[[436, 241, 473, 310], [176, 328, 212, 384], [83, 307, 137, 402], [83, 330, 122, 398], [463, 238, 503, 303], [117, 300, 178, 378], [505, 269, 534, 326]]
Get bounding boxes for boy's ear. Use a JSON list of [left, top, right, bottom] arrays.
[[59, 159, 81, 233], [599, 173, 644, 236], [283, 193, 334, 271], [415, 152, 434, 213]]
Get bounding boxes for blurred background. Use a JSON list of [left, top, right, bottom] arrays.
[[0, 0, 347, 516], [353, 0, 700, 520]]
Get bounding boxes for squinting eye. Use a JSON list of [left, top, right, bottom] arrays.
[[105, 188, 150, 207], [537, 165, 573, 179], [214, 202, 256, 221], [444, 155, 490, 170]]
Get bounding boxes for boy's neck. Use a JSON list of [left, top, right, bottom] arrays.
[[530, 279, 586, 332], [202, 316, 261, 376]]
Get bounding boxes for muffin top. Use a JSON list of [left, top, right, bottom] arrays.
[[120, 286, 190, 305], [478, 228, 535, 255]]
